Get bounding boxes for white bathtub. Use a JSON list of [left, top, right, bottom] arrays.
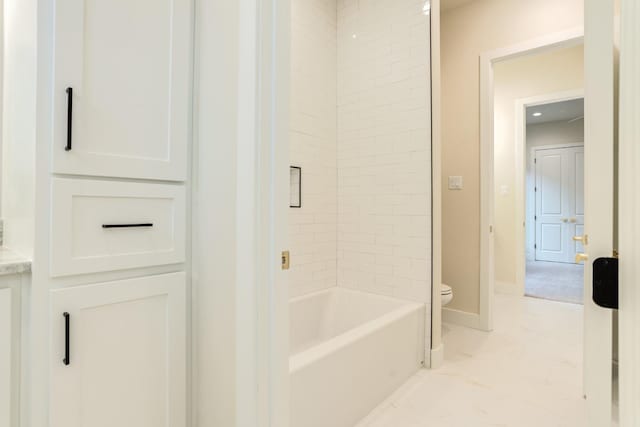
[[290, 288, 425, 427]]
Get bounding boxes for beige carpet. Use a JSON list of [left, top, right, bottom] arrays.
[[525, 260, 584, 304]]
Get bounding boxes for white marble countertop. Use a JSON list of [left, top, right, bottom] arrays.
[[0, 247, 32, 275]]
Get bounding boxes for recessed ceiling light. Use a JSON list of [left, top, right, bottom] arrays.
[[352, 34, 357, 39], [532, 112, 542, 117]]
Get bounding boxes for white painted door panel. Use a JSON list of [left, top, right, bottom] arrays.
[[50, 178, 186, 276], [535, 149, 571, 262], [0, 288, 11, 427], [52, 0, 192, 181], [584, 0, 615, 424], [50, 273, 186, 427], [535, 146, 584, 264]]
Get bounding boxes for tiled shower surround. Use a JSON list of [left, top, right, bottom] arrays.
[[290, 0, 432, 304], [289, 0, 338, 298]]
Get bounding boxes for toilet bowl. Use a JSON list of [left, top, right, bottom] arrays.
[[441, 284, 453, 306]]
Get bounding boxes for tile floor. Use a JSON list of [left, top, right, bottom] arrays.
[[526, 260, 584, 304], [356, 294, 587, 427]]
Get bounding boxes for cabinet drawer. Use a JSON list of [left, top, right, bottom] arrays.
[[51, 179, 186, 277]]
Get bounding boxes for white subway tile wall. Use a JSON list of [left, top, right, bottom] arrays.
[[336, 0, 432, 303], [289, 0, 432, 303], [289, 0, 338, 297]]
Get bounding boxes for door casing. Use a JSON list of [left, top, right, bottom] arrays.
[[479, 29, 584, 330]]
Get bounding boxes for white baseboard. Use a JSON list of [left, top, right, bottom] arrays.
[[430, 343, 444, 369], [495, 280, 520, 295], [442, 307, 483, 330]]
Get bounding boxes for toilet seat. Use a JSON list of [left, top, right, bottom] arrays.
[[441, 284, 453, 306]]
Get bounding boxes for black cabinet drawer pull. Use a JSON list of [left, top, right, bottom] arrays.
[[63, 312, 70, 366], [102, 223, 154, 229], [65, 88, 73, 151]]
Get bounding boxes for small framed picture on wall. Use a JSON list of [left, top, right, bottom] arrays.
[[290, 166, 302, 208]]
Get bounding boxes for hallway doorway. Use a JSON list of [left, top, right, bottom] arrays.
[[523, 100, 585, 304]]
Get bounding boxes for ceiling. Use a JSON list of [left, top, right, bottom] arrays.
[[526, 98, 584, 125], [441, 0, 479, 11]]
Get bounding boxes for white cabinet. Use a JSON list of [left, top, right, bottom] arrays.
[[50, 178, 186, 277], [50, 273, 186, 427], [0, 288, 11, 427], [52, 0, 193, 181], [0, 274, 23, 427]]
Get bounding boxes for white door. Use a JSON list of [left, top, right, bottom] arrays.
[[584, 0, 616, 425], [50, 273, 186, 427], [534, 146, 584, 263], [52, 0, 192, 181]]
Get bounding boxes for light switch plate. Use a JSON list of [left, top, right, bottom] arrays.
[[448, 176, 463, 190]]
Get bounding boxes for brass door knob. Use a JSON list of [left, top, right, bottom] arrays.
[[569, 217, 577, 223], [575, 253, 589, 263], [573, 234, 589, 245]]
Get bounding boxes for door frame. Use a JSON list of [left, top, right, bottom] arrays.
[[479, 28, 584, 330], [511, 89, 584, 296], [617, 0, 640, 423], [254, 0, 291, 425], [192, 0, 290, 425]]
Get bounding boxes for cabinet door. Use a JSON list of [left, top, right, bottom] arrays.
[[0, 288, 11, 427], [50, 273, 186, 427], [53, 0, 192, 181]]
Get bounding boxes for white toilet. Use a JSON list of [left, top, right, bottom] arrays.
[[441, 284, 453, 306]]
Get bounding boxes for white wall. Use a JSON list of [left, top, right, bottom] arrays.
[[336, 0, 432, 303], [492, 45, 584, 290], [2, 0, 36, 257], [441, 0, 584, 314], [527, 119, 585, 148], [289, 0, 338, 298]]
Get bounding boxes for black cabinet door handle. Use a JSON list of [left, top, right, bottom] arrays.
[[63, 312, 70, 366], [102, 223, 154, 229], [65, 88, 73, 151]]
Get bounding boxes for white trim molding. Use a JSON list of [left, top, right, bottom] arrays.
[[479, 28, 584, 332], [255, 0, 291, 425], [429, 0, 444, 376], [442, 307, 482, 330], [618, 0, 640, 423], [430, 343, 444, 369]]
